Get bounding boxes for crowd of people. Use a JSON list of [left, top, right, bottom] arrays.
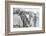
[[13, 8, 39, 28]]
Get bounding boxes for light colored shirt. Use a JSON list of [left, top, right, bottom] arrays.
[[13, 14, 23, 27]]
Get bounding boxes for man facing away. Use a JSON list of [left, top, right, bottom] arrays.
[[13, 9, 23, 28]]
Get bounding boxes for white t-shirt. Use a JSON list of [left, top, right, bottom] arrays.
[[13, 14, 23, 27]]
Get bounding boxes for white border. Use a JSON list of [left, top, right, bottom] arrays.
[[10, 5, 42, 32]]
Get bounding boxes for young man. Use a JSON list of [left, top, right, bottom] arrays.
[[13, 9, 23, 28]]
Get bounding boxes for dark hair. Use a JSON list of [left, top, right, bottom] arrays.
[[16, 9, 20, 14], [19, 11, 23, 15]]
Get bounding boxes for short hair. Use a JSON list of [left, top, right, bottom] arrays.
[[16, 9, 20, 14], [19, 11, 23, 15]]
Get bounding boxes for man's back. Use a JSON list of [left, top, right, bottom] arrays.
[[13, 14, 23, 28]]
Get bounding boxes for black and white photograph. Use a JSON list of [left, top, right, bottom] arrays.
[[10, 4, 44, 32], [13, 8, 39, 28], [5, 1, 45, 35]]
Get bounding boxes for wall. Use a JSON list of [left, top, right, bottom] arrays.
[[0, 0, 46, 36]]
